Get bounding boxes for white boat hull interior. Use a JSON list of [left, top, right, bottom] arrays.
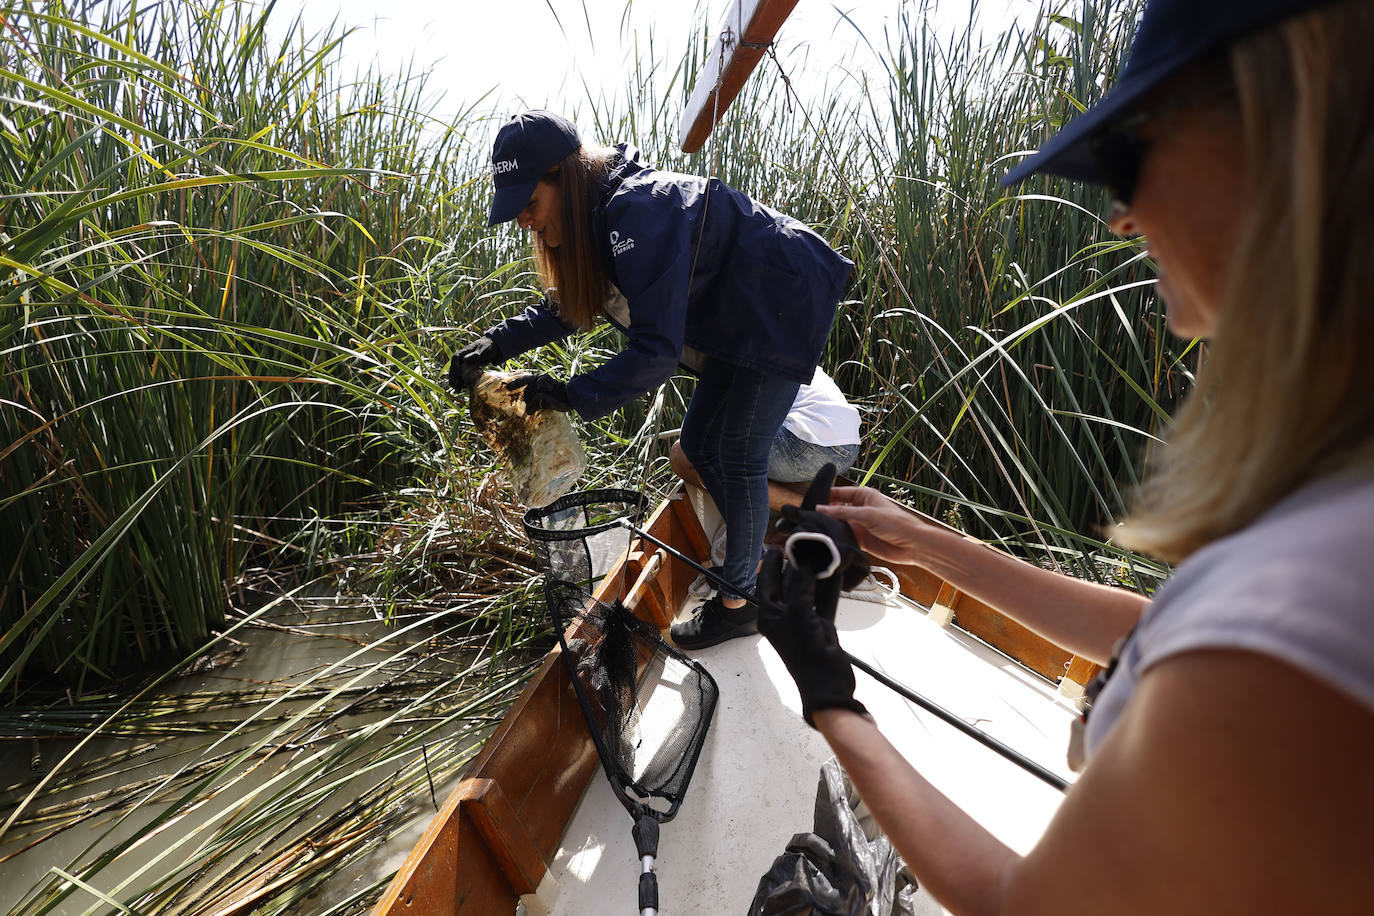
[[540, 556, 1078, 913]]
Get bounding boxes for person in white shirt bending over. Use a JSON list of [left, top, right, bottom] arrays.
[[670, 366, 860, 513]]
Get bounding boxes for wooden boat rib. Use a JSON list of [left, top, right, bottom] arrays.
[[374, 488, 1100, 915]]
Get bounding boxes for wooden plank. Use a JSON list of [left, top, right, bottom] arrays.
[[929, 580, 962, 627], [624, 548, 668, 625], [462, 779, 546, 896], [886, 562, 944, 608], [668, 491, 712, 574], [374, 781, 516, 914], [377, 648, 597, 915], [664, 491, 712, 612], [1060, 654, 1104, 702], [950, 597, 1075, 683], [594, 491, 705, 629], [1064, 654, 1102, 687], [679, 0, 801, 153], [471, 660, 600, 863]]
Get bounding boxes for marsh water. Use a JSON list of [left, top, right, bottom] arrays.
[[0, 594, 539, 915]]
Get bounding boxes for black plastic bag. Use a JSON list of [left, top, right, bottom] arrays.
[[748, 759, 929, 916]]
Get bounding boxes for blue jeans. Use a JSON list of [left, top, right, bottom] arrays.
[[768, 428, 859, 483], [680, 359, 801, 599]]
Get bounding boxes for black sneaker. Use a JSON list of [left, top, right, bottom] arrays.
[[670, 594, 758, 650]]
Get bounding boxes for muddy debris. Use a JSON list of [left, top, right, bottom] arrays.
[[470, 370, 587, 507]]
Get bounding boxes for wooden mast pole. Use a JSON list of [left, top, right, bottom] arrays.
[[678, 0, 801, 154]]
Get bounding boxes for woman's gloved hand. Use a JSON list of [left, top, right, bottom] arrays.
[[776, 463, 871, 612], [505, 373, 572, 412], [756, 548, 868, 727], [446, 336, 502, 389]]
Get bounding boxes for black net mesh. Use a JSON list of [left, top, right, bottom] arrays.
[[524, 488, 649, 593], [524, 490, 718, 823]]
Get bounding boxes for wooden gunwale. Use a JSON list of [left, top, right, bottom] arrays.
[[373, 488, 1101, 914], [880, 508, 1102, 686]]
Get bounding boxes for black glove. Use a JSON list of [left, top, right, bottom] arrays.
[[446, 336, 502, 389], [756, 548, 868, 727], [505, 373, 572, 412], [776, 464, 871, 615]]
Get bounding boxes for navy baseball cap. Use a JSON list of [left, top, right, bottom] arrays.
[[1001, 0, 1346, 188], [488, 110, 582, 226]]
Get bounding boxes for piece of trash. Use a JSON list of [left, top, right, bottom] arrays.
[[748, 758, 934, 915], [469, 369, 587, 507]]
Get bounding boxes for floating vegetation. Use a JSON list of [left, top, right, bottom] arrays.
[[0, 542, 549, 915]]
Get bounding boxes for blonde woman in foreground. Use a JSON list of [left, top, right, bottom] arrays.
[[756, 0, 1374, 912]]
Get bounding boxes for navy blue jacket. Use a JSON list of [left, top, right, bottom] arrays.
[[485, 145, 853, 420]]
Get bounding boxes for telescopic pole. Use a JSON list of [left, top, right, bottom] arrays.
[[632, 813, 659, 916], [615, 519, 1071, 793]]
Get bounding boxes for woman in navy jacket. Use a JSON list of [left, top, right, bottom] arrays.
[[449, 110, 853, 649]]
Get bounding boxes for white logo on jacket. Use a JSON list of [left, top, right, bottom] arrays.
[[493, 159, 519, 175], [610, 230, 636, 256]]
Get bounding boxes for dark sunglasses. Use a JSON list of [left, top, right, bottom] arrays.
[[1092, 125, 1150, 207], [1090, 76, 1236, 207]]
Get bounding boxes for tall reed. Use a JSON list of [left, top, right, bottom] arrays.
[[0, 0, 520, 691], [2, 0, 1173, 693]]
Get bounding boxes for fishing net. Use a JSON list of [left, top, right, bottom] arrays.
[[523, 488, 647, 594], [524, 489, 720, 913], [544, 579, 718, 818], [523, 488, 718, 821]]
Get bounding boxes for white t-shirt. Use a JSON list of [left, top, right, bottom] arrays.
[[1084, 470, 1374, 759], [782, 368, 861, 448]]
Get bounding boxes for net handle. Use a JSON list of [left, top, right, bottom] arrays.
[[613, 518, 1070, 792]]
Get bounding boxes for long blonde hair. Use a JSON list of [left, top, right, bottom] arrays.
[[1115, 1, 1374, 563], [532, 143, 618, 330]]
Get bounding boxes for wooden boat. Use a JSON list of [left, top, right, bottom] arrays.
[[374, 485, 1101, 914]]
